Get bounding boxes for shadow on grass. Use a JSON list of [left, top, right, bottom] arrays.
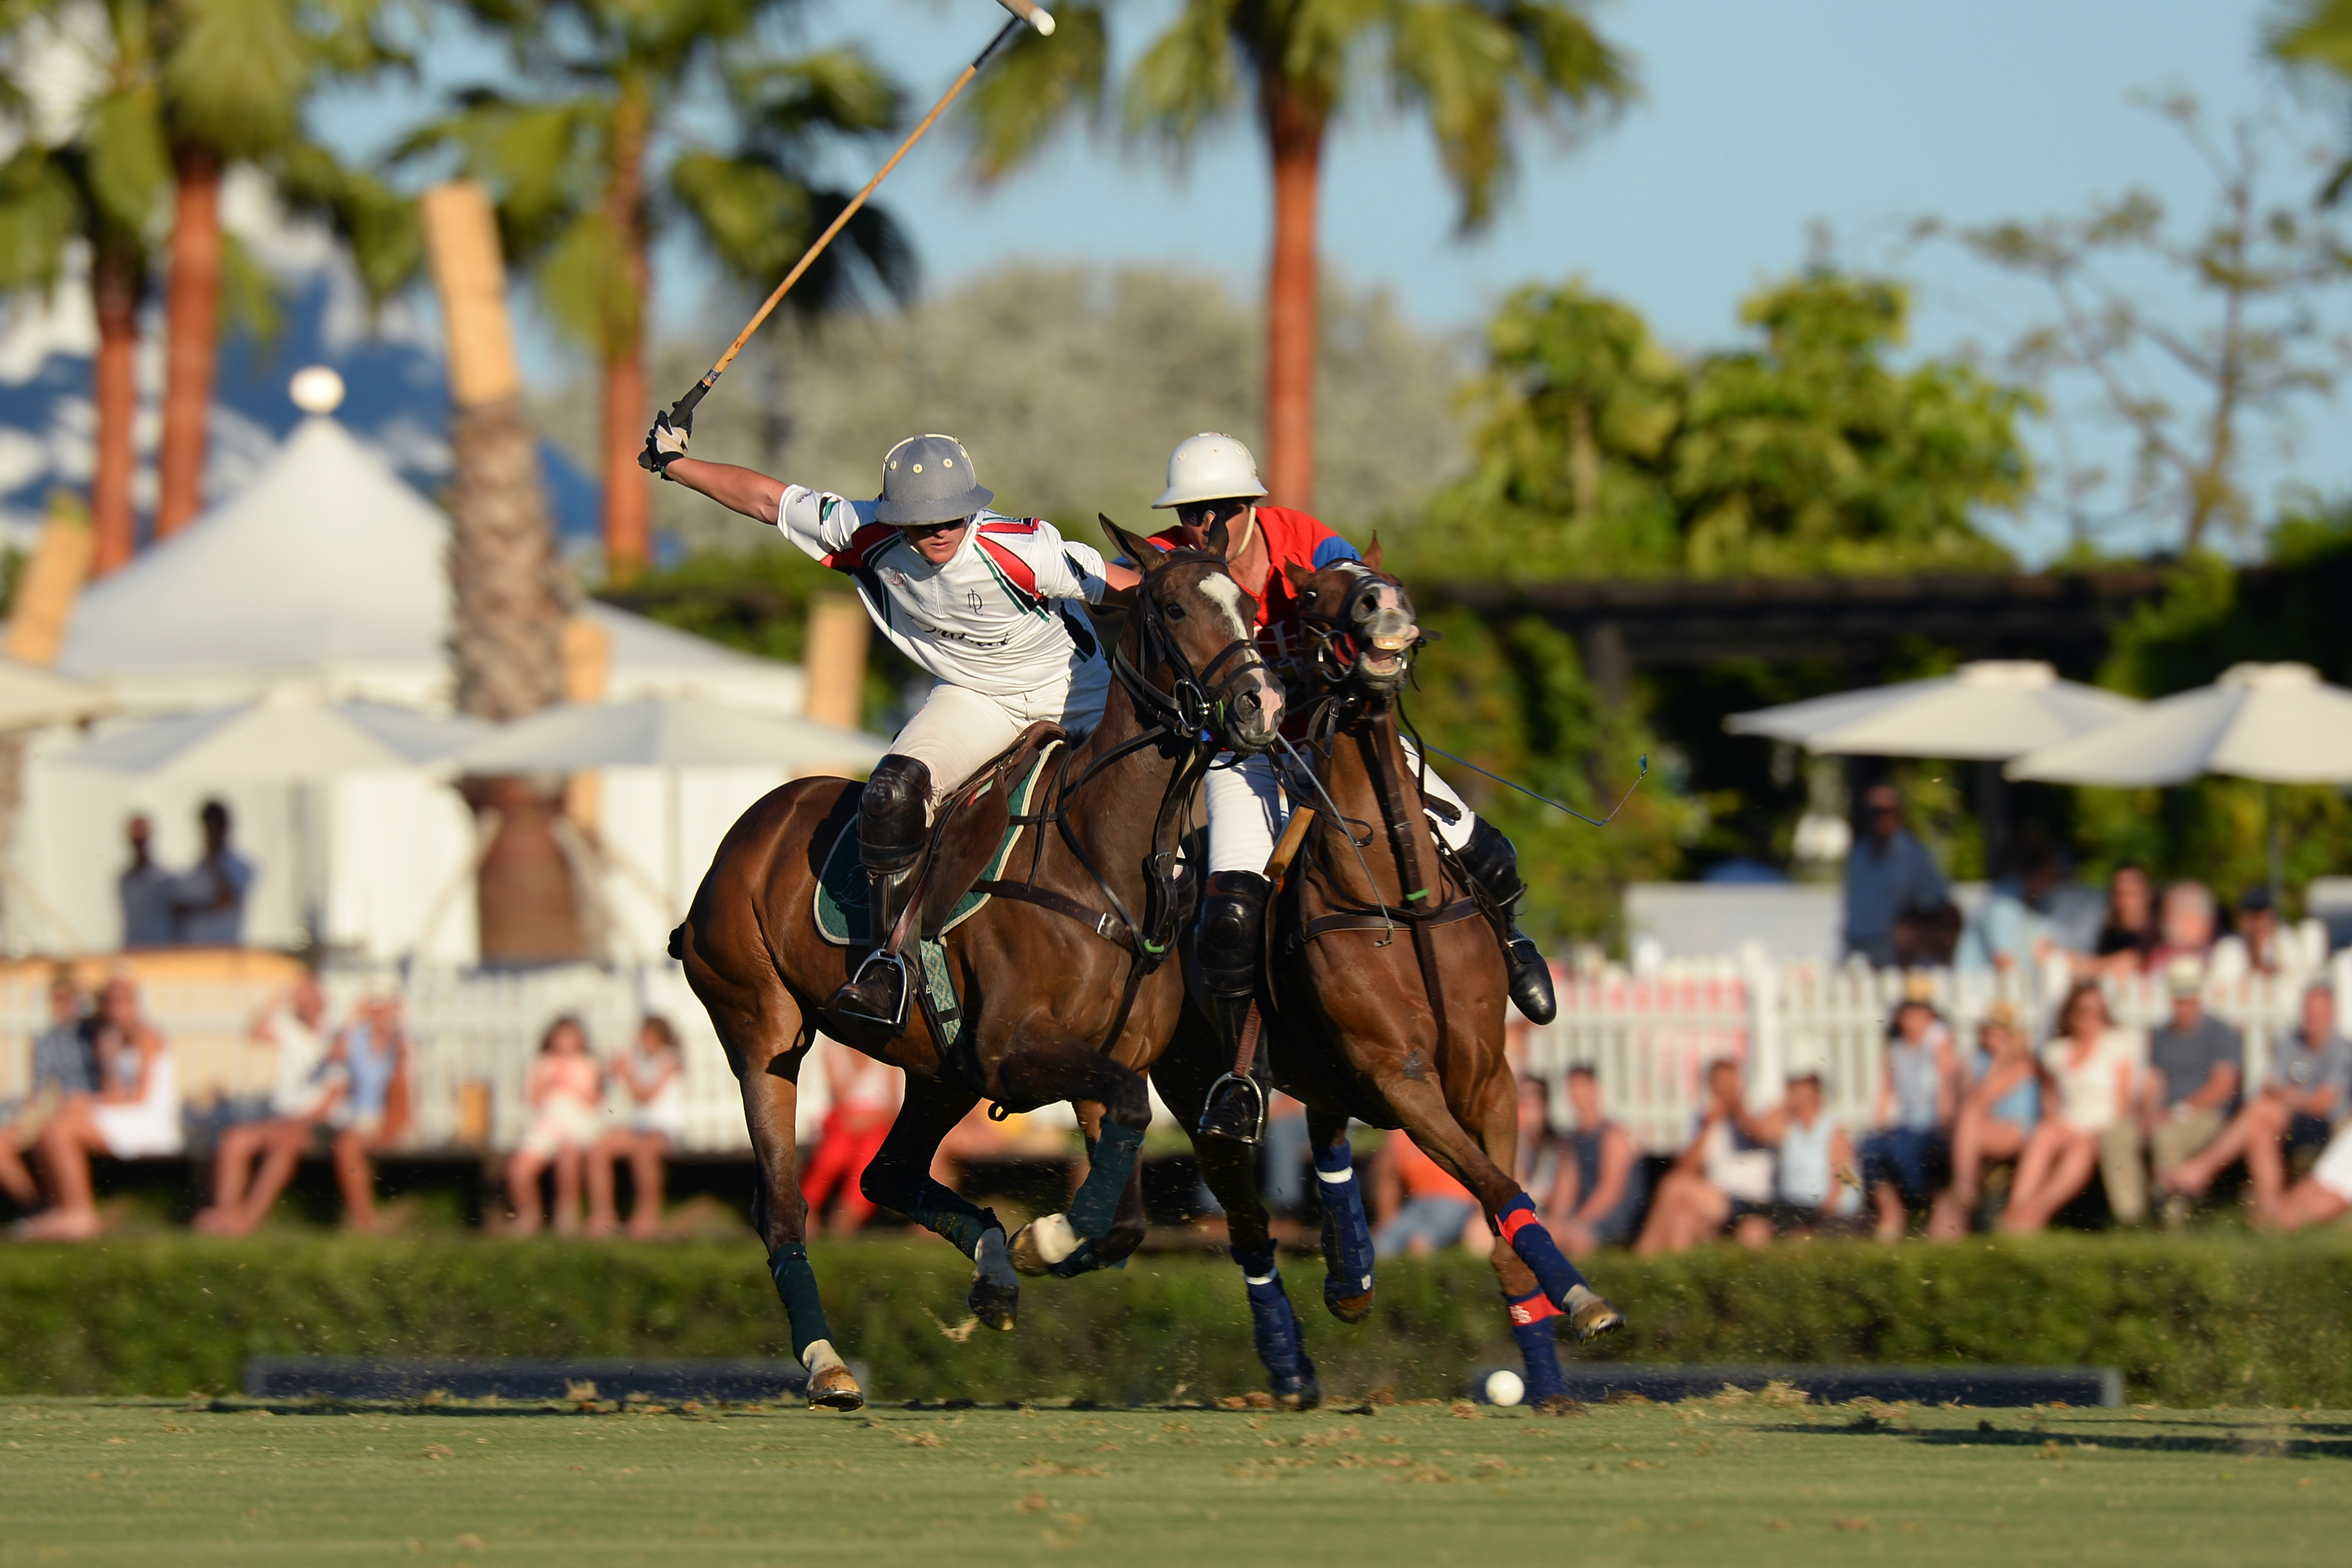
[[1761, 1417, 2352, 1460]]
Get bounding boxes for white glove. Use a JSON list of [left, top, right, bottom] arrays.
[[643, 409, 691, 478]]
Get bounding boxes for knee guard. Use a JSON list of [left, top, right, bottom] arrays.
[[858, 755, 932, 875], [1456, 818, 1527, 912], [1200, 870, 1272, 1001]]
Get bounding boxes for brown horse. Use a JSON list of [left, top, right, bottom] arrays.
[[671, 519, 1282, 1410], [1154, 550, 1621, 1409]]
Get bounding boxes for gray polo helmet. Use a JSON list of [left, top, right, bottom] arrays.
[[874, 434, 993, 524]]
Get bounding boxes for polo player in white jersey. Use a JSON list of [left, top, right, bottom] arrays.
[[648, 417, 1141, 1027]]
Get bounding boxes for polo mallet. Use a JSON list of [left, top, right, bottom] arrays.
[[639, 0, 1055, 467]]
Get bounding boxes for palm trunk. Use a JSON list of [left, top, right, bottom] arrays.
[[156, 144, 223, 540], [1261, 80, 1326, 512], [601, 93, 652, 586], [89, 240, 142, 575]]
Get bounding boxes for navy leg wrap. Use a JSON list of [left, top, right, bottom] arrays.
[[1497, 1193, 1588, 1307], [908, 1179, 999, 1260], [1067, 1120, 1145, 1240], [766, 1243, 832, 1361], [1506, 1290, 1569, 1404], [1235, 1245, 1316, 1399], [1313, 1138, 1374, 1306]]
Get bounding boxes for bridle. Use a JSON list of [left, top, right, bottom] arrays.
[[1109, 544, 1276, 753], [1295, 564, 1424, 700]]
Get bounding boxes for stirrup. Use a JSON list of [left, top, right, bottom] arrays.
[[1197, 1072, 1269, 1144], [832, 949, 909, 1029]]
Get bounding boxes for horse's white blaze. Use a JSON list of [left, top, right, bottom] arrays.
[[1196, 573, 1254, 644]]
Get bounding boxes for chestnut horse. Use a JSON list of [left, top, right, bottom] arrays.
[[672, 521, 1282, 1410], [1154, 550, 1621, 1409]]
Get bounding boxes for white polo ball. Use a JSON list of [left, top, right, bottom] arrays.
[[1484, 1369, 1525, 1407]]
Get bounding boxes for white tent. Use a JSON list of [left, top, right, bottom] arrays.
[[1726, 660, 2139, 760], [65, 694, 486, 782], [0, 659, 108, 731], [2007, 662, 2352, 786], [456, 699, 885, 774]]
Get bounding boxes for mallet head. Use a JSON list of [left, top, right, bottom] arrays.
[[996, 0, 1055, 34]]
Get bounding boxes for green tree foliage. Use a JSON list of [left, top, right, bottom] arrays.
[[1402, 270, 2031, 583], [2273, 0, 2352, 201]]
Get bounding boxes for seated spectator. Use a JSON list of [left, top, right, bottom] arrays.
[[20, 978, 180, 1240], [1370, 1128, 1483, 1258], [1929, 1000, 2042, 1238], [2161, 981, 2350, 1218], [2210, 887, 2288, 980], [118, 816, 176, 949], [2256, 1118, 2352, 1232], [2001, 981, 2138, 1233], [2, 971, 95, 1213], [2132, 957, 2242, 1227], [1958, 844, 2060, 975], [800, 1036, 902, 1237], [1843, 783, 1948, 968], [1859, 986, 1959, 1242], [328, 996, 410, 1233], [1635, 1058, 1777, 1257], [169, 800, 253, 947], [506, 1015, 601, 1236], [194, 977, 339, 1236], [2145, 880, 2216, 975], [1734, 1071, 1863, 1247], [586, 1015, 688, 1239], [1544, 1065, 1644, 1258], [2081, 863, 2155, 978]]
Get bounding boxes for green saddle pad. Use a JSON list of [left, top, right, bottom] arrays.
[[812, 742, 1061, 946]]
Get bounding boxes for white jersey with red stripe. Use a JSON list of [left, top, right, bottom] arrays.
[[768, 486, 1110, 698]]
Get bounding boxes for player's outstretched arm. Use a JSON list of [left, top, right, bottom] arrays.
[[644, 412, 785, 523]]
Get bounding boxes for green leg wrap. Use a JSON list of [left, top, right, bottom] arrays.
[[909, 1179, 1000, 1260], [766, 1243, 831, 1361], [1067, 1121, 1145, 1240]]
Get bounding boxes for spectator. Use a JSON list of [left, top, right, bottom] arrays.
[[1928, 1001, 2042, 1238], [506, 1015, 600, 1236], [1958, 844, 2060, 975], [2255, 1119, 2352, 1232], [2, 971, 95, 1213], [194, 977, 339, 1236], [586, 1016, 688, 1239], [328, 996, 410, 1233], [1544, 1065, 1644, 1258], [118, 817, 176, 949], [798, 1036, 902, 1236], [2001, 981, 2139, 1234], [2133, 957, 2242, 1228], [2082, 863, 2156, 978], [1734, 1071, 1863, 1247], [1842, 783, 1948, 969], [1635, 1058, 1777, 1257], [2145, 880, 2217, 975], [169, 800, 253, 947], [1370, 1129, 1483, 1258], [2161, 981, 2349, 1220], [19, 978, 180, 1240], [2212, 887, 2286, 978], [1859, 987, 1959, 1242]]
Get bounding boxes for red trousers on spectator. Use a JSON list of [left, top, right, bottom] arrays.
[[802, 1111, 891, 1230]]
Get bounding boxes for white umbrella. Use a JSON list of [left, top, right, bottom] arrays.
[[2006, 662, 2352, 786], [453, 697, 887, 773], [1726, 660, 2139, 760], [65, 694, 488, 782], [0, 657, 110, 731]]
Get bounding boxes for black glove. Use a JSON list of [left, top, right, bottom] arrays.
[[641, 407, 692, 478]]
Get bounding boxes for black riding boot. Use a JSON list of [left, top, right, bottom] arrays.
[[1196, 870, 1273, 1143], [828, 756, 932, 1029], [1455, 819, 1558, 1025]]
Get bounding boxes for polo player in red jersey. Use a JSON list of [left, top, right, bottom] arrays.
[[1146, 434, 1559, 1142]]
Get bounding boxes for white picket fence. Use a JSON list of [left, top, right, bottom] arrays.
[[1523, 955, 2351, 1153]]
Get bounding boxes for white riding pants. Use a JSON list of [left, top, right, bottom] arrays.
[[1205, 741, 1475, 876], [889, 657, 1109, 812]]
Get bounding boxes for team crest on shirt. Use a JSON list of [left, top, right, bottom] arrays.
[[884, 569, 909, 588], [968, 590, 984, 612]]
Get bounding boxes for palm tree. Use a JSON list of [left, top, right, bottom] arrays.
[[2274, 0, 2352, 200], [962, 0, 1633, 510], [409, 0, 912, 586], [0, 4, 172, 573]]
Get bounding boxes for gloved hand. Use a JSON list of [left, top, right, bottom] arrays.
[[641, 407, 692, 478]]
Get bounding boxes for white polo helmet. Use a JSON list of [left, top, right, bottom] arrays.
[[1152, 432, 1268, 510]]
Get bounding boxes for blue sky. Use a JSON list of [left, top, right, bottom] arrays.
[[314, 0, 2351, 561]]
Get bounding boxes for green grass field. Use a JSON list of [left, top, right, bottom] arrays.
[[0, 1395, 2342, 1565]]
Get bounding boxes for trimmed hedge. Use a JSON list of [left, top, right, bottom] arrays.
[[2, 1232, 2348, 1406]]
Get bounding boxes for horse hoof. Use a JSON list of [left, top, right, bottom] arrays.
[[804, 1363, 865, 1411], [1566, 1287, 1624, 1343], [970, 1229, 1020, 1330], [1275, 1373, 1323, 1412], [1324, 1286, 1375, 1324], [1008, 1214, 1080, 1277]]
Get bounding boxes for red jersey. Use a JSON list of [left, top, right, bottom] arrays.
[[1149, 504, 1361, 669]]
